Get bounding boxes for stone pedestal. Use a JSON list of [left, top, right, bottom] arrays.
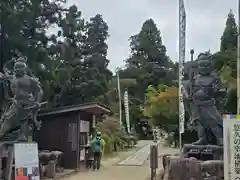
[[201, 160, 223, 180], [183, 144, 223, 160], [162, 156, 202, 180], [161, 145, 224, 180]]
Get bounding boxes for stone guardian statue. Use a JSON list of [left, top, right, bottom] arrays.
[[0, 57, 44, 141], [183, 52, 225, 146]]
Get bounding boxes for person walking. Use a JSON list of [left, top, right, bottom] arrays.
[[91, 131, 105, 171]]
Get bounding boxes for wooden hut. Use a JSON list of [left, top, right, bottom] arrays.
[[33, 102, 111, 169]]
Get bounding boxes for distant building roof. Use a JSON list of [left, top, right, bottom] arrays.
[[38, 102, 111, 117]]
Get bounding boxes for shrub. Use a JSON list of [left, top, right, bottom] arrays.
[[96, 116, 132, 154]]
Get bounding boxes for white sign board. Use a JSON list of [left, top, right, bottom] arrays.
[[223, 115, 240, 180], [14, 143, 40, 180], [124, 90, 130, 134], [80, 120, 90, 132]]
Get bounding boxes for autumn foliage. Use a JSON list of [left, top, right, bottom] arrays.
[[144, 85, 178, 132]]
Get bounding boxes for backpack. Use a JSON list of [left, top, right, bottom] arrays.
[[93, 137, 102, 152]]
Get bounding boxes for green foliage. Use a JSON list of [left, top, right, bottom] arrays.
[[0, 6, 177, 136], [96, 116, 129, 154], [0, 1, 112, 110], [212, 9, 237, 114], [0, 0, 65, 109], [220, 9, 238, 52], [144, 85, 178, 132], [100, 133, 114, 154], [116, 19, 176, 133], [126, 18, 173, 92]]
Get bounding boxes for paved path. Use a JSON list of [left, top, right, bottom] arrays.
[[117, 145, 150, 166], [100, 140, 153, 167], [65, 141, 178, 180], [117, 141, 157, 166]]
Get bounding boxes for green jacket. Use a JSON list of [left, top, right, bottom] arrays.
[[91, 136, 105, 152]]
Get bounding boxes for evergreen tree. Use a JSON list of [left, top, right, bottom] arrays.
[[54, 5, 86, 105], [126, 18, 171, 96], [120, 19, 174, 131], [82, 14, 112, 104], [127, 19, 168, 68], [220, 9, 238, 52], [211, 10, 237, 114]]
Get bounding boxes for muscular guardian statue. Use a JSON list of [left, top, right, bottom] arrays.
[[183, 52, 225, 146], [0, 57, 43, 141]]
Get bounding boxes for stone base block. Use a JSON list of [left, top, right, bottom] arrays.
[[183, 144, 223, 160], [161, 154, 224, 180], [201, 160, 224, 180], [162, 154, 172, 169], [163, 156, 202, 180]]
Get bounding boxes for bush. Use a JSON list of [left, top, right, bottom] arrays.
[[96, 116, 134, 154], [101, 133, 114, 154]]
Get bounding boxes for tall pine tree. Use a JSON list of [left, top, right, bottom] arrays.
[[127, 19, 168, 68], [82, 14, 112, 104], [220, 9, 238, 52], [126, 18, 170, 92], [212, 10, 238, 114]]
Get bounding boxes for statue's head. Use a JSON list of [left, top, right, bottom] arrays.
[[14, 57, 27, 77], [197, 52, 212, 75]]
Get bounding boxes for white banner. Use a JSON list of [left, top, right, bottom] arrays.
[[124, 90, 130, 134], [223, 114, 240, 180], [178, 0, 186, 134], [14, 143, 40, 180]]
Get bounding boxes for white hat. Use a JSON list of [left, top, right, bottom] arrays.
[[97, 131, 101, 136]]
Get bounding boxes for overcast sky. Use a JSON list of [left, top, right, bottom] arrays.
[[67, 0, 237, 71]]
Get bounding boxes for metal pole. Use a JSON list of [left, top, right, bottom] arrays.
[[178, 0, 182, 151], [189, 49, 194, 97], [117, 70, 122, 126], [0, 18, 4, 115], [237, 0, 240, 114], [178, 0, 181, 151], [178, 0, 186, 151], [150, 145, 158, 180], [190, 50, 194, 62]]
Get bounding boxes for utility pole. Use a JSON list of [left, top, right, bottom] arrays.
[[116, 69, 122, 126], [237, 0, 240, 114]]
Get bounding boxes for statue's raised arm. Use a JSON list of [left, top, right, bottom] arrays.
[[0, 72, 13, 81], [0, 58, 18, 82]]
